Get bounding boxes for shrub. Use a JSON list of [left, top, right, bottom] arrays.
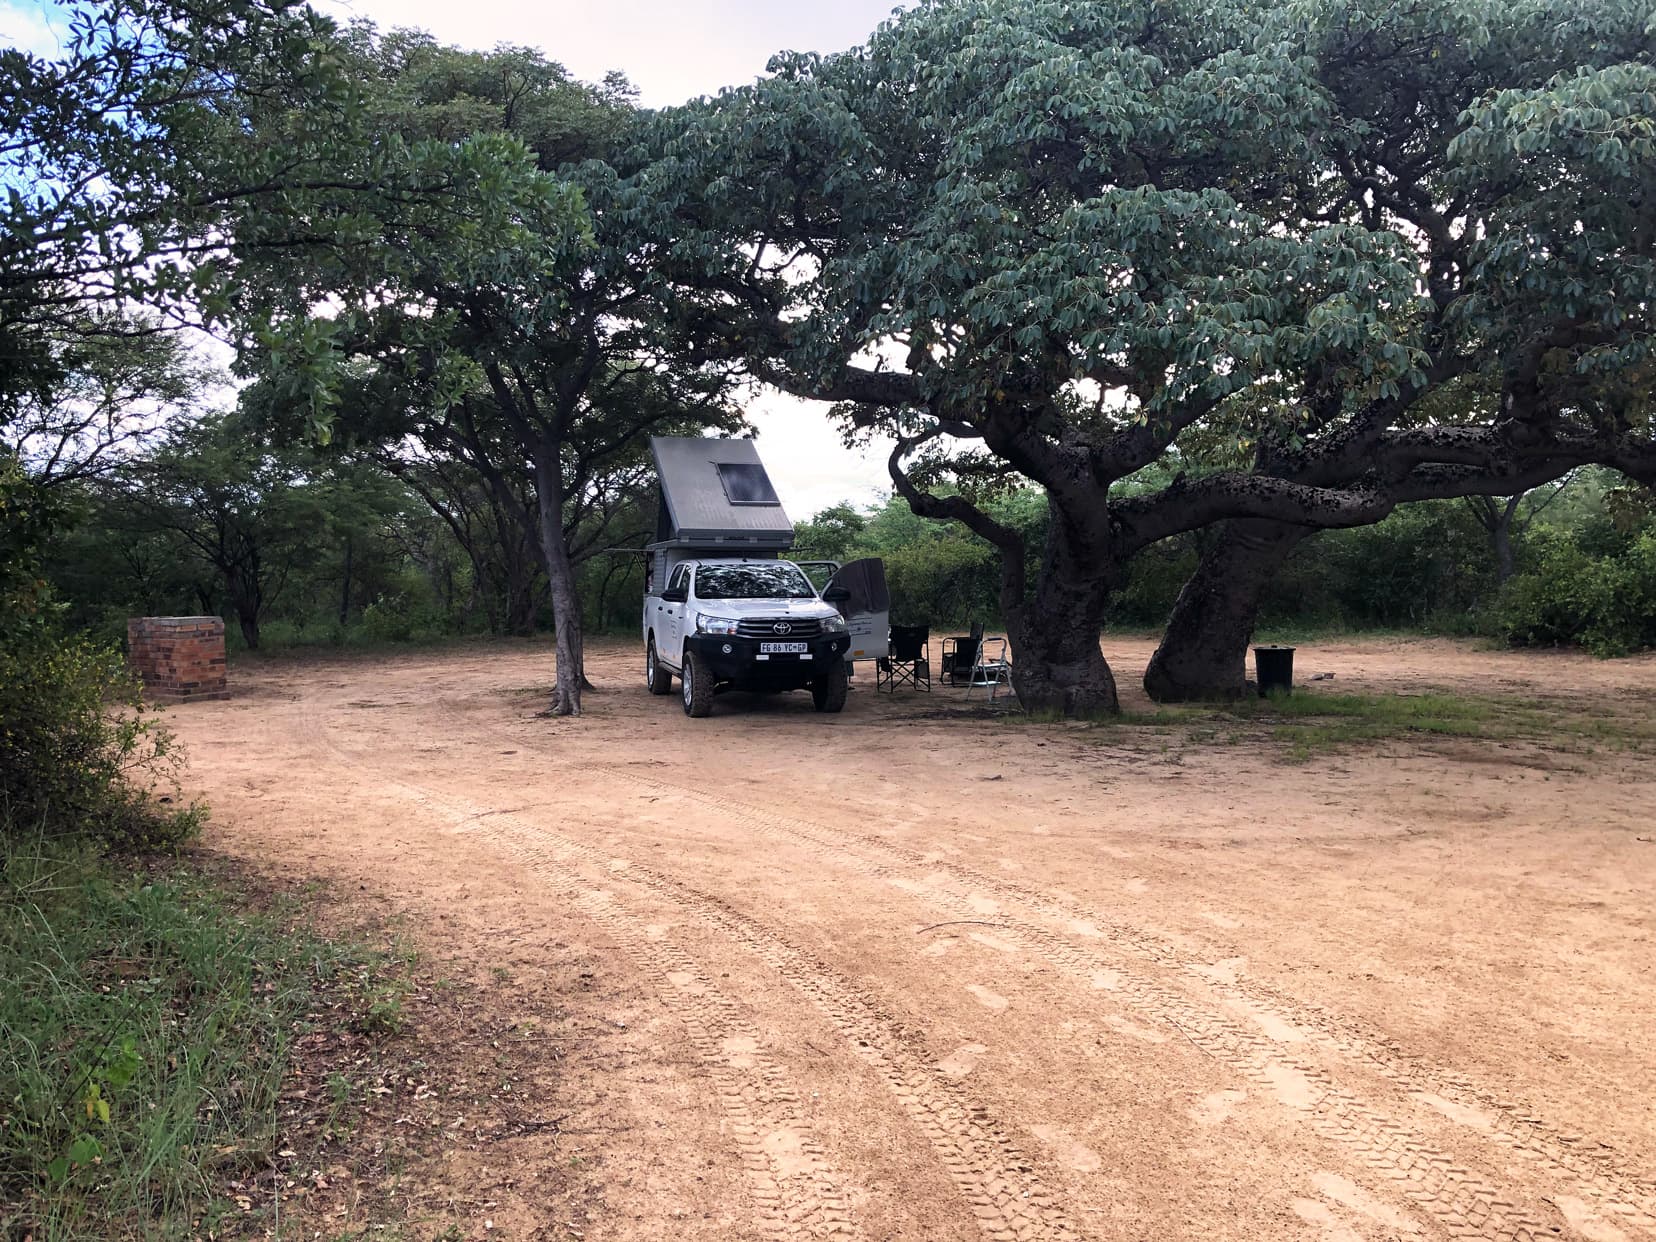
[[0, 619, 199, 851], [1494, 529, 1656, 657], [1, 457, 197, 851], [1111, 536, 1200, 627], [880, 534, 1000, 625]]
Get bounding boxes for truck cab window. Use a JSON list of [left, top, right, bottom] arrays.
[[695, 563, 816, 600]]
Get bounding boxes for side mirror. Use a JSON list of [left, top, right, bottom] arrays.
[[822, 585, 851, 603], [661, 588, 687, 603]]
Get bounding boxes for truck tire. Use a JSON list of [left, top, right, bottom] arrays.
[[681, 649, 714, 717], [646, 636, 673, 695], [812, 660, 849, 713]]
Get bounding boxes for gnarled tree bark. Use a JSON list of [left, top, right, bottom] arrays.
[[1007, 502, 1120, 714], [1143, 520, 1311, 702]]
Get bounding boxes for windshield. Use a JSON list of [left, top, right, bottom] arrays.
[[695, 563, 817, 600]]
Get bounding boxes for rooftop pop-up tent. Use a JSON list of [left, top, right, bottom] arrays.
[[650, 436, 794, 548], [646, 437, 795, 592]]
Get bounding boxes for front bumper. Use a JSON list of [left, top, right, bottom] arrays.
[[685, 633, 850, 689]]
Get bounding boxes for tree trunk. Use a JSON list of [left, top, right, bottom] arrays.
[[504, 584, 537, 636], [1006, 507, 1119, 715], [1492, 495, 1520, 585], [1468, 492, 1524, 586], [503, 549, 539, 636], [338, 531, 354, 625], [1143, 519, 1310, 702], [237, 609, 260, 650], [532, 449, 584, 716]]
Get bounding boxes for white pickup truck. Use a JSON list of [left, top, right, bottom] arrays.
[[643, 557, 852, 717]]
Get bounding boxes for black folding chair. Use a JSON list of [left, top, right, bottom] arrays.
[[940, 621, 984, 686], [877, 624, 931, 692]]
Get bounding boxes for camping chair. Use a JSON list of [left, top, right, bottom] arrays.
[[877, 625, 931, 692], [940, 622, 984, 686], [966, 636, 1012, 702]]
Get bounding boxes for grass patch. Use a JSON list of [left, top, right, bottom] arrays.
[[0, 831, 408, 1240], [1243, 691, 1500, 761], [1033, 686, 1656, 763]]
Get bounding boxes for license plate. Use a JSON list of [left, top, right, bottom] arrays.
[[760, 641, 808, 654]]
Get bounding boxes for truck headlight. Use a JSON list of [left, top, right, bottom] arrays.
[[696, 614, 740, 636], [820, 614, 848, 633]]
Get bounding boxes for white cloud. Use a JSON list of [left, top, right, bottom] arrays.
[[745, 386, 892, 521], [0, 1, 69, 57]]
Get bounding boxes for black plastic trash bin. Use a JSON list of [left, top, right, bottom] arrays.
[[1253, 645, 1296, 697]]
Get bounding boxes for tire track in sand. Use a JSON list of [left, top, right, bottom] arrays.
[[589, 764, 1653, 1242], [305, 708, 859, 1239], [448, 798, 1081, 1242], [313, 704, 1081, 1242]]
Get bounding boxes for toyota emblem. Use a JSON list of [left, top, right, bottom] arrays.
[[772, 621, 792, 635]]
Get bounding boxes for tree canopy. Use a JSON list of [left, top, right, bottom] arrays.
[[653, 0, 1656, 710], [6, 0, 1656, 715]]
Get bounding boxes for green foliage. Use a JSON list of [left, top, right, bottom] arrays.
[[1, 454, 196, 851], [793, 503, 868, 563], [796, 491, 1048, 625], [0, 621, 197, 852], [1273, 504, 1497, 631], [355, 589, 453, 647], [1110, 540, 1201, 628], [0, 835, 404, 1238], [1494, 528, 1656, 657]]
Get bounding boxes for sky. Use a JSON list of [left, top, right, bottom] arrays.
[[0, 0, 907, 520]]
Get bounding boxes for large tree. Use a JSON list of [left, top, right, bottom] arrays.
[[231, 32, 741, 714], [655, 0, 1656, 713], [1140, 4, 1656, 699], [108, 414, 328, 649]]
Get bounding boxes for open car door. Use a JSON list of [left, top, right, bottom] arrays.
[[825, 558, 891, 663]]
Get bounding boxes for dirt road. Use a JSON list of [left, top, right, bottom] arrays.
[[169, 636, 1656, 1241]]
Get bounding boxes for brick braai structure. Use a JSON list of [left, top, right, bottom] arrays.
[[127, 616, 229, 702]]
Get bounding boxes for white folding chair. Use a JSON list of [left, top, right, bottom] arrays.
[[966, 636, 1012, 702]]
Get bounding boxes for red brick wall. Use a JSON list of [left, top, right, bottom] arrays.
[[127, 617, 228, 702]]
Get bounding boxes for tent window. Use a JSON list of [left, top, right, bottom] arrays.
[[716, 462, 780, 505]]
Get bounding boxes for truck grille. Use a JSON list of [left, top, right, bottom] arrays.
[[736, 618, 823, 639]]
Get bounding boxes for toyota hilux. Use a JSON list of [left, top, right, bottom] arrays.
[[643, 557, 851, 717]]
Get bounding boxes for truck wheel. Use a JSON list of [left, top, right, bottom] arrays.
[[812, 660, 849, 713], [646, 637, 673, 695], [681, 650, 714, 717]]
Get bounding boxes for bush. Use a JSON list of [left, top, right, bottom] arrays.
[[2, 457, 196, 851], [881, 534, 1001, 625], [0, 619, 198, 851], [1493, 529, 1656, 657], [356, 591, 451, 645], [1110, 536, 1200, 627]]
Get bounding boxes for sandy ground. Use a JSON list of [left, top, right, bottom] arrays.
[[165, 635, 1656, 1242]]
